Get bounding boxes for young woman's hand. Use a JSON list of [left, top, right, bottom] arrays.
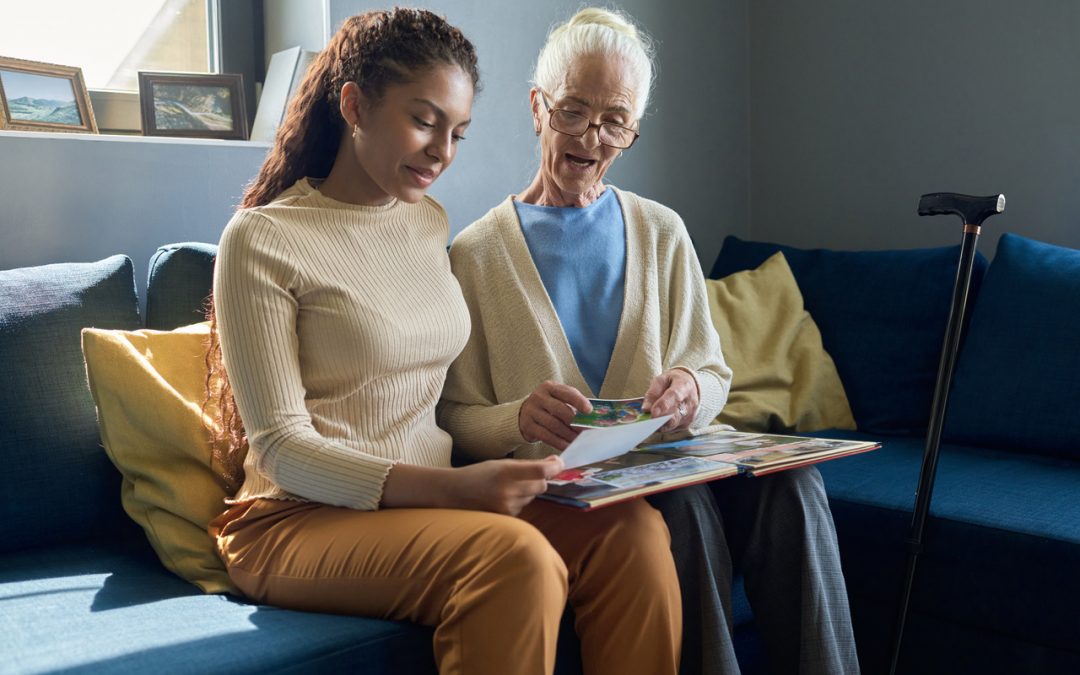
[[642, 368, 700, 433], [380, 455, 564, 515], [518, 380, 592, 450], [451, 455, 566, 515]]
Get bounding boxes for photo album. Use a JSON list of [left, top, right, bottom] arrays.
[[541, 398, 879, 510]]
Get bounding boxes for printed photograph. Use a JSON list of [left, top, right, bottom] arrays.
[[0, 68, 82, 126], [592, 456, 720, 488], [151, 83, 232, 131], [637, 431, 766, 456], [548, 466, 605, 486], [571, 397, 651, 428]]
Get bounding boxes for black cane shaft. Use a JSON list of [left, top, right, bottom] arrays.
[[889, 229, 981, 675], [911, 230, 980, 539]]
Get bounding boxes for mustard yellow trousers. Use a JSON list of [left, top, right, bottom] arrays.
[[212, 497, 681, 675]]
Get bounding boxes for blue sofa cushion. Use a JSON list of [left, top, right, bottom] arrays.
[[711, 237, 988, 435], [0, 540, 439, 675], [944, 234, 1080, 459], [812, 430, 1080, 665], [145, 242, 217, 330], [0, 256, 141, 553]]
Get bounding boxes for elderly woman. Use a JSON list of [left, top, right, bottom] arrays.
[[440, 7, 858, 675]]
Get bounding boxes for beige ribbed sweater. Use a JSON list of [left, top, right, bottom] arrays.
[[439, 188, 733, 461], [214, 178, 470, 511]]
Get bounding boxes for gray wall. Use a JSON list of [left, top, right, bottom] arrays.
[[328, 0, 750, 269], [0, 132, 268, 310], [7, 0, 1080, 299], [749, 0, 1080, 254], [263, 0, 328, 68]]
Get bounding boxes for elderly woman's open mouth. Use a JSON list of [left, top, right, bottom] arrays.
[[566, 153, 597, 168]]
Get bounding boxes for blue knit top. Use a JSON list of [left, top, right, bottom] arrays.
[[514, 189, 626, 395]]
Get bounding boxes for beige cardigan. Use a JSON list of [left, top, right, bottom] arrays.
[[439, 188, 732, 461]]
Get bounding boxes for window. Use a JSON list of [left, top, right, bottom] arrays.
[[1, 0, 212, 92]]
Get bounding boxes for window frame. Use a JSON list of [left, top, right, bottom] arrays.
[[89, 0, 263, 137]]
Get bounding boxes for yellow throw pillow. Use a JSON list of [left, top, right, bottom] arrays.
[[82, 322, 237, 594], [706, 252, 856, 433]]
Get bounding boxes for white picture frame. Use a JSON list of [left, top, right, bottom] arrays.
[[251, 47, 316, 142]]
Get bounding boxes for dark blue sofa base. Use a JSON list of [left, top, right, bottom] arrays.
[[811, 430, 1080, 673]]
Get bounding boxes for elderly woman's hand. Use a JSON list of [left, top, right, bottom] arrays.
[[642, 368, 700, 433], [519, 381, 592, 451]]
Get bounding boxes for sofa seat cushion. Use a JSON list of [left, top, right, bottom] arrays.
[[944, 234, 1080, 459], [711, 237, 988, 436], [0, 540, 438, 675], [0, 256, 141, 553], [812, 431, 1080, 657]]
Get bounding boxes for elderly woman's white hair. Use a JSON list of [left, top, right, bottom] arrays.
[[533, 7, 656, 120]]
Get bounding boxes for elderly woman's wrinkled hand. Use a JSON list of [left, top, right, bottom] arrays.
[[642, 369, 700, 433], [518, 380, 592, 450]]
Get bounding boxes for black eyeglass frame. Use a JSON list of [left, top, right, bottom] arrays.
[[538, 90, 640, 150]]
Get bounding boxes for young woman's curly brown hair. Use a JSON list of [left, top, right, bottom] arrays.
[[204, 8, 480, 490]]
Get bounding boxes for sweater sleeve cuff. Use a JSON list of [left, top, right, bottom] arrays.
[[672, 365, 727, 429], [259, 438, 397, 512], [353, 455, 397, 511], [457, 397, 531, 460]]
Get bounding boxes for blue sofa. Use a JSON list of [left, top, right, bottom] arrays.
[[3, 233, 1077, 673], [1, 247, 446, 674], [712, 233, 1080, 674]]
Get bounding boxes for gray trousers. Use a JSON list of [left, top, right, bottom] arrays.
[[646, 467, 858, 675]]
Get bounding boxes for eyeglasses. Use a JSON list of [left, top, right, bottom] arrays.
[[539, 90, 640, 150]]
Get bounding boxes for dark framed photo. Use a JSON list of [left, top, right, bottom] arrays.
[[0, 56, 97, 134], [138, 71, 248, 140]]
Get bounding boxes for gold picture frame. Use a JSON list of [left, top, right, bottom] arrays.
[[0, 56, 98, 134], [138, 71, 248, 140]]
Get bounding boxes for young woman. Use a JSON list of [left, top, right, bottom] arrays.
[[206, 10, 681, 675]]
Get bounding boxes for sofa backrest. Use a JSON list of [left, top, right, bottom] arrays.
[[944, 233, 1080, 459], [711, 236, 989, 436], [0, 256, 141, 553], [146, 242, 218, 330]]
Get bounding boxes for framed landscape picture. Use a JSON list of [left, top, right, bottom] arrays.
[[138, 71, 248, 140], [0, 56, 97, 134]]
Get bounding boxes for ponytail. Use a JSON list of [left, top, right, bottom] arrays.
[[207, 9, 480, 489]]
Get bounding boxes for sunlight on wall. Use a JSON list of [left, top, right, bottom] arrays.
[[0, 0, 208, 90]]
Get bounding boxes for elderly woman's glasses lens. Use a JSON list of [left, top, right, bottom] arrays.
[[540, 92, 639, 150]]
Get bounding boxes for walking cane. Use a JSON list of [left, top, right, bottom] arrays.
[[887, 192, 1005, 675]]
